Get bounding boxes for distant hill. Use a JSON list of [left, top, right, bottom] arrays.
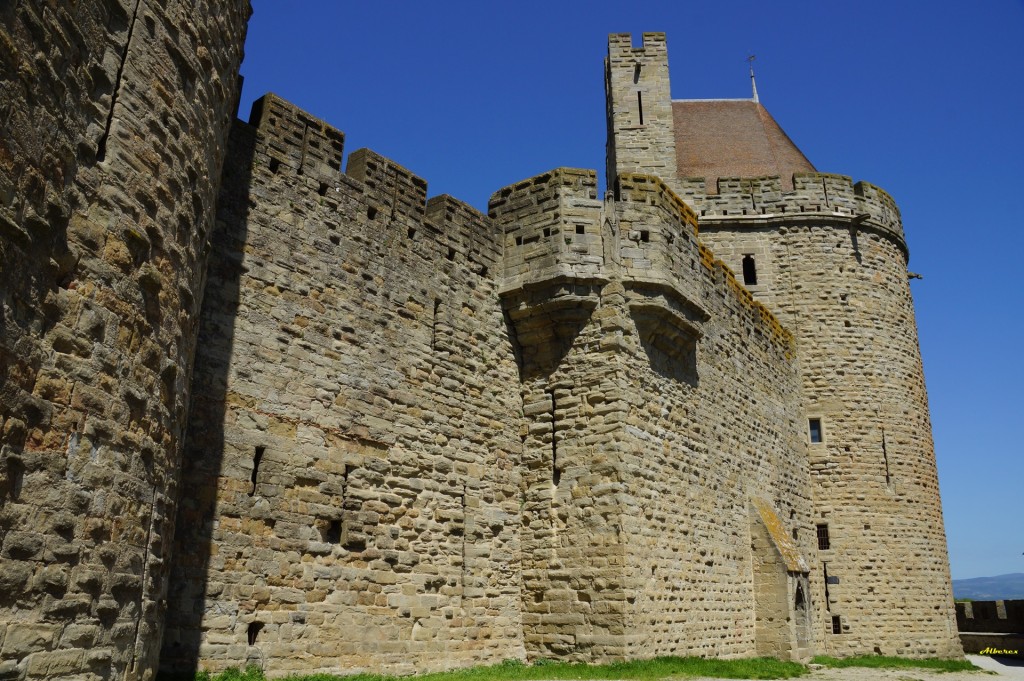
[[953, 573, 1024, 600]]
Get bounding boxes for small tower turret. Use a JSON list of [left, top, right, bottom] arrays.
[[605, 33, 678, 191]]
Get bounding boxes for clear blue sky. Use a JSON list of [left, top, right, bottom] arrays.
[[238, 1, 1024, 581]]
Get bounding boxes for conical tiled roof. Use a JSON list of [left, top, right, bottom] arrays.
[[672, 99, 815, 192]]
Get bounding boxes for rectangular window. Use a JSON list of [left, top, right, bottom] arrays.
[[809, 418, 823, 443], [831, 615, 842, 634], [816, 524, 830, 551], [742, 254, 758, 285]]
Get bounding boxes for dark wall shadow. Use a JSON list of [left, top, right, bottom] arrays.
[[156, 118, 255, 678]]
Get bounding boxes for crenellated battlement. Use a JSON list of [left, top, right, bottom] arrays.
[[489, 167, 604, 293], [607, 32, 668, 59], [242, 94, 502, 277], [346, 147, 429, 223], [676, 172, 907, 258], [425, 194, 503, 275], [613, 172, 703, 313], [250, 93, 345, 184]]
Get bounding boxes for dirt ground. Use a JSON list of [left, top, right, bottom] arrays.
[[673, 655, 1024, 681]]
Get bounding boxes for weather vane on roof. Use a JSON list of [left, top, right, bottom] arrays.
[[747, 55, 760, 103]]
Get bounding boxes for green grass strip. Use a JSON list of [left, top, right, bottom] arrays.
[[188, 656, 808, 681], [812, 655, 979, 672]]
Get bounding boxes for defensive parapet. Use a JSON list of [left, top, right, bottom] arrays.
[[676, 173, 907, 260], [490, 168, 603, 291], [250, 93, 346, 186], [490, 168, 711, 374], [244, 94, 501, 278], [488, 169, 604, 369]]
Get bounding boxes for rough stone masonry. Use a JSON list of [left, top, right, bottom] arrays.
[[0, 6, 960, 679]]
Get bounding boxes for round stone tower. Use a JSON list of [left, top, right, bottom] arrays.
[[605, 32, 960, 657], [0, 2, 250, 679]]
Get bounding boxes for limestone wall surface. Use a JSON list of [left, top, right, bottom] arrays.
[[0, 2, 249, 680], [492, 168, 816, 662], [699, 202, 960, 657], [160, 95, 525, 677]]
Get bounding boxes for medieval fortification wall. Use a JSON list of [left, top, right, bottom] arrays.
[[0, 7, 960, 679]]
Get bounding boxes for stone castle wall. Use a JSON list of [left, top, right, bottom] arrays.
[[160, 95, 525, 677], [1, 2, 249, 680], [158, 91, 821, 674], [0, 9, 961, 677]]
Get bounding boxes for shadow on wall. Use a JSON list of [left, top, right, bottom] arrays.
[[157, 118, 256, 677]]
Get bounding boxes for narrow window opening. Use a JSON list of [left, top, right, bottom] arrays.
[[341, 464, 364, 552], [367, 205, 378, 220], [742, 255, 758, 285], [249, 446, 265, 497], [407, 226, 416, 239], [881, 428, 891, 486], [268, 158, 281, 174], [547, 389, 560, 487], [461, 484, 468, 581], [318, 183, 328, 196], [447, 247, 455, 261], [296, 123, 309, 175], [515, 235, 523, 246], [6, 459, 24, 501], [823, 564, 831, 611], [831, 615, 842, 634], [247, 621, 263, 645], [795, 582, 806, 611], [542, 227, 551, 238], [637, 91, 644, 125], [639, 230, 650, 243], [633, 63, 641, 84], [576, 225, 585, 235], [816, 524, 830, 551], [432, 299, 441, 350], [809, 418, 823, 444]]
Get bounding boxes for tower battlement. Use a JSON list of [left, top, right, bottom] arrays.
[[489, 168, 603, 292], [607, 31, 668, 58], [676, 172, 906, 258]]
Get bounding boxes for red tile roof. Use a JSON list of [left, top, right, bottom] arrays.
[[672, 99, 815, 192]]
